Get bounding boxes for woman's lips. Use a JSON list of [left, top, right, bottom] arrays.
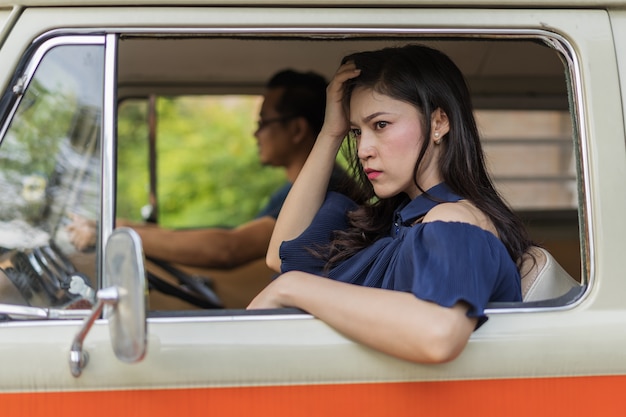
[[364, 168, 382, 180]]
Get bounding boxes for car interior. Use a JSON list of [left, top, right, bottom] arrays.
[[114, 34, 584, 311]]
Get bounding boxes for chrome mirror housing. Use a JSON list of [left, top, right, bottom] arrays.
[[69, 227, 147, 377]]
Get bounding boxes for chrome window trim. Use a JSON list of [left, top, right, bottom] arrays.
[[147, 313, 314, 325], [101, 33, 118, 290]]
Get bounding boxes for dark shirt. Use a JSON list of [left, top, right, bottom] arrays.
[[278, 183, 521, 323], [255, 165, 353, 220]]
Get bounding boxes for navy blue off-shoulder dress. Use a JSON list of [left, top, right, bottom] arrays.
[[279, 183, 522, 324]]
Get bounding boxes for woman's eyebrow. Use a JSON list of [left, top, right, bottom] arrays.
[[351, 111, 391, 125]]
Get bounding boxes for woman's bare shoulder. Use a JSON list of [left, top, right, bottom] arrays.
[[422, 200, 498, 236]]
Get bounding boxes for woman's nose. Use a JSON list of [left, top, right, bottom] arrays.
[[357, 135, 376, 160]]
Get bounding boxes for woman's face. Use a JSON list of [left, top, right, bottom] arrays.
[[349, 87, 442, 199]]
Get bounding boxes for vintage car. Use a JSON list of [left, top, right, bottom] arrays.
[[0, 0, 623, 415]]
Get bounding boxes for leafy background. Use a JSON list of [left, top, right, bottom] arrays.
[[116, 96, 287, 229]]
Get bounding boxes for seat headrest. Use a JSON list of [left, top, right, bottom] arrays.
[[520, 246, 579, 302]]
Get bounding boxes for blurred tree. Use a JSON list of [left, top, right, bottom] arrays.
[[116, 95, 286, 229]]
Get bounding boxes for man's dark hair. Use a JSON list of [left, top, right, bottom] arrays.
[[266, 69, 327, 135]]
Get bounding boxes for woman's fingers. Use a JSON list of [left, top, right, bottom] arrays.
[[322, 62, 361, 139], [327, 62, 361, 101]]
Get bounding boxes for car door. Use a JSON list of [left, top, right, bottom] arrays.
[[0, 5, 625, 417]]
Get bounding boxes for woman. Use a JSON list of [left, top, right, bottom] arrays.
[[248, 44, 532, 364]]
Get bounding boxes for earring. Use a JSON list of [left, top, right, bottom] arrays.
[[434, 132, 441, 145]]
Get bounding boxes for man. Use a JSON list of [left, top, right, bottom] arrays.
[[113, 70, 352, 269]]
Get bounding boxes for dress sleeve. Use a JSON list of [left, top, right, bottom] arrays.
[[279, 192, 358, 275], [395, 221, 521, 320]]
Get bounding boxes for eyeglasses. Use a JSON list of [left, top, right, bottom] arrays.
[[256, 115, 296, 131]]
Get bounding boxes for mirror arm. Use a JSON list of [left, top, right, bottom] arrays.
[[69, 286, 120, 378]]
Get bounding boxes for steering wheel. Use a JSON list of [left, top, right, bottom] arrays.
[[145, 257, 223, 309]]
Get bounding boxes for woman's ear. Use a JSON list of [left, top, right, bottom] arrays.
[[431, 108, 450, 144]]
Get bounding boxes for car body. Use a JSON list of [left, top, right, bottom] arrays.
[[0, 1, 625, 416]]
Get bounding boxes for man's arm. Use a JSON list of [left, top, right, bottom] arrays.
[[128, 216, 276, 269]]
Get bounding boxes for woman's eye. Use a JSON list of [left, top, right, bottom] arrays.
[[348, 128, 361, 139], [374, 121, 388, 129]]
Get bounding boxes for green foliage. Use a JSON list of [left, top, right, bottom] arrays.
[[1, 79, 76, 176], [116, 99, 150, 221], [116, 96, 286, 228]]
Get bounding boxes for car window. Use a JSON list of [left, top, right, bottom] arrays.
[[478, 109, 580, 280], [113, 34, 583, 312], [0, 39, 104, 310]]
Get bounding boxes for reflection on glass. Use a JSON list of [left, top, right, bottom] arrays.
[[0, 43, 104, 310]]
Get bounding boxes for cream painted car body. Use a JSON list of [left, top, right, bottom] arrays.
[[0, 1, 625, 416]]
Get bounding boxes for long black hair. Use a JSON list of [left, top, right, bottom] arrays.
[[325, 44, 532, 267]]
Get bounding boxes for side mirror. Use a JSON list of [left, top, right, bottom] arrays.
[[69, 227, 147, 377]]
